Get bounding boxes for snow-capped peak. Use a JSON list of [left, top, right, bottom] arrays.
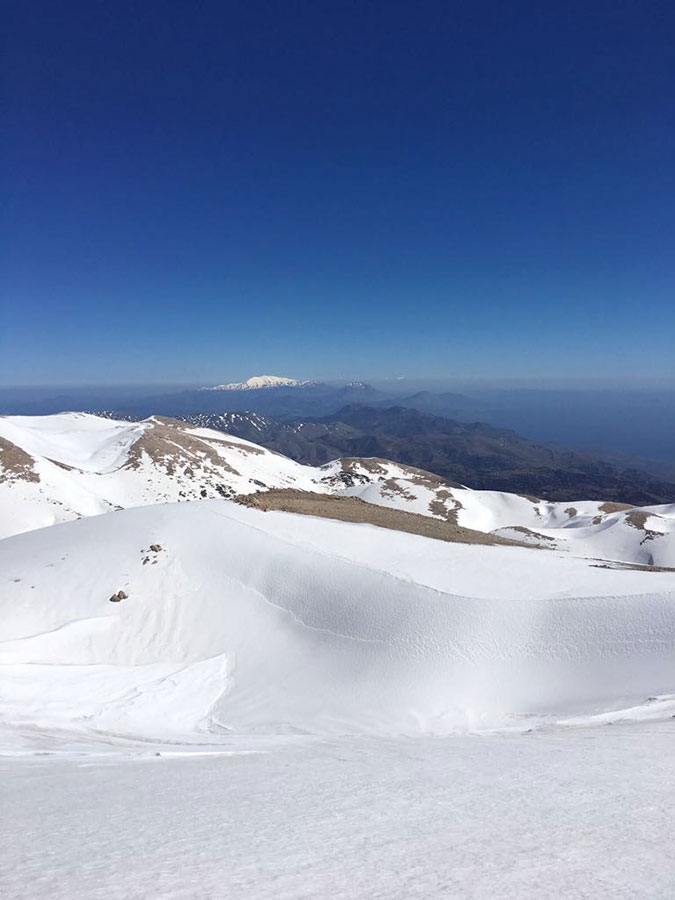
[[206, 375, 315, 391]]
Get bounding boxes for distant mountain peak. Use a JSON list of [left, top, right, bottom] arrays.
[[206, 375, 316, 391]]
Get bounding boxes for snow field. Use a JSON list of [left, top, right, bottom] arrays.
[[1, 500, 675, 745], [3, 724, 675, 900]]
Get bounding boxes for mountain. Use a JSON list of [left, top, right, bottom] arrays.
[[206, 374, 316, 391], [102, 379, 387, 419], [179, 406, 675, 506], [3, 412, 675, 569], [0, 411, 484, 541], [3, 385, 672, 483], [395, 389, 489, 418], [0, 412, 356, 537]]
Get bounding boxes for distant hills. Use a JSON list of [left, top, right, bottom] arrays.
[[131, 376, 387, 418], [1, 376, 673, 499], [181, 405, 675, 506], [0, 375, 478, 420]]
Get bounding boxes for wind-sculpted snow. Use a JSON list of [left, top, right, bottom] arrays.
[[1, 500, 674, 747]]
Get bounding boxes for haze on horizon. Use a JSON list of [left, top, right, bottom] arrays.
[[3, 0, 674, 386]]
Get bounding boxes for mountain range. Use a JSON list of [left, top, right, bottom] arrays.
[[0, 375, 475, 421], [2, 411, 674, 568], [3, 376, 672, 486], [177, 405, 675, 506]]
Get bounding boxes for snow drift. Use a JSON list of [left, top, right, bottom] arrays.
[[1, 499, 674, 745]]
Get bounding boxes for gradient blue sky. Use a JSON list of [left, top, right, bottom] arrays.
[[3, 0, 674, 386]]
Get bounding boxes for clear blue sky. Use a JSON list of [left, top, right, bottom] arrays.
[[3, 0, 674, 386]]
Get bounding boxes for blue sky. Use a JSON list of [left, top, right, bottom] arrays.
[[3, 0, 674, 386]]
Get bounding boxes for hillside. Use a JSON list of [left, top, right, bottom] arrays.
[[3, 500, 675, 747], [2, 413, 675, 900], [183, 406, 675, 505], [2, 412, 675, 568]]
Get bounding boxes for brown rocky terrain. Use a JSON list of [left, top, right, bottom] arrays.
[[237, 489, 532, 549]]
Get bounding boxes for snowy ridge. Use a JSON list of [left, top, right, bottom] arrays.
[[338, 465, 675, 568], [2, 412, 675, 567], [0, 412, 329, 537], [2, 500, 675, 746], [206, 375, 315, 391]]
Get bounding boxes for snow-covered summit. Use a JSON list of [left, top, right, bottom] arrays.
[[206, 375, 315, 391]]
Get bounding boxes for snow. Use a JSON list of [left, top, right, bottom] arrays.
[[2, 500, 675, 747], [0, 413, 150, 473], [2, 416, 675, 898], [0, 413, 329, 538], [3, 725, 675, 900], [2, 413, 675, 566], [207, 374, 313, 390], [342, 476, 675, 567]]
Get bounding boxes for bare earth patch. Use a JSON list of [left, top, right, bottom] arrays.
[[516, 492, 543, 504], [126, 420, 240, 477], [625, 509, 662, 544], [0, 437, 40, 484], [379, 478, 418, 503], [505, 525, 556, 542], [590, 560, 675, 573], [237, 489, 528, 548], [428, 489, 461, 524], [599, 501, 634, 514]]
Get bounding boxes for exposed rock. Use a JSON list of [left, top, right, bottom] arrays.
[[599, 501, 634, 514], [0, 437, 40, 484], [237, 490, 523, 548], [125, 418, 240, 478]]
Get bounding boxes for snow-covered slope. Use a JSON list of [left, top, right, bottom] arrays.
[[206, 375, 314, 390], [337, 462, 675, 568], [3, 418, 673, 899], [0, 413, 332, 537], [2, 413, 674, 567], [0, 413, 434, 540], [2, 500, 674, 746]]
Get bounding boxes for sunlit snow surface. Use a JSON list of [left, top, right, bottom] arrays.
[[3, 500, 675, 743], [2, 415, 675, 898], [3, 726, 675, 900], [2, 412, 675, 566]]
